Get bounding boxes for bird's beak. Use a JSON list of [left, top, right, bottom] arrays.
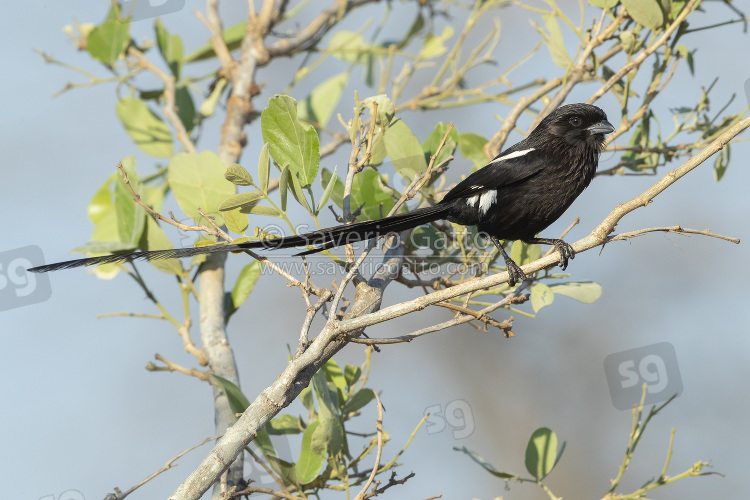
[[586, 120, 615, 135]]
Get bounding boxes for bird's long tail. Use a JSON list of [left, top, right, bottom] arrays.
[[28, 204, 450, 273]]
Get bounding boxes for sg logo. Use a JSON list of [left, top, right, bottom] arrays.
[[1, 246, 51, 312], [424, 399, 475, 439], [603, 342, 683, 410]]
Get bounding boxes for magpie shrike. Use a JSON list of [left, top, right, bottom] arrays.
[[29, 103, 614, 285]]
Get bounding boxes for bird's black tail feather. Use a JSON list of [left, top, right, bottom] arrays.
[[28, 204, 450, 273]]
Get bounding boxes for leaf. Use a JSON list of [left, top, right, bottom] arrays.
[[361, 94, 395, 128], [72, 241, 137, 254], [296, 422, 325, 484], [510, 240, 541, 266], [88, 174, 116, 224], [175, 85, 196, 132], [288, 171, 313, 214], [224, 208, 249, 234], [116, 97, 173, 158], [454, 446, 519, 480], [230, 261, 262, 313], [458, 132, 489, 168], [219, 191, 264, 211], [588, 0, 619, 8], [422, 122, 458, 169], [322, 359, 347, 391], [312, 370, 338, 417], [298, 72, 349, 128], [140, 184, 183, 275], [279, 164, 290, 212], [168, 151, 236, 225], [199, 77, 226, 117], [224, 163, 254, 186], [114, 157, 147, 246], [311, 413, 344, 457], [240, 204, 282, 217], [344, 365, 362, 388], [342, 389, 375, 414], [531, 283, 554, 313], [258, 143, 271, 193], [419, 26, 454, 59], [383, 119, 428, 180], [346, 168, 395, 220], [549, 281, 603, 303], [87, 14, 130, 65], [211, 375, 250, 417], [261, 95, 320, 187], [268, 415, 303, 435], [525, 427, 561, 480], [328, 30, 370, 64], [185, 21, 246, 62], [534, 15, 571, 69], [622, 0, 664, 31], [317, 165, 338, 214], [713, 145, 730, 182], [154, 18, 183, 78]]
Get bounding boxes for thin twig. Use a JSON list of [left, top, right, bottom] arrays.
[[355, 390, 384, 500]]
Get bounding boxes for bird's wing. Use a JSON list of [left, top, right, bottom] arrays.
[[441, 146, 545, 203]]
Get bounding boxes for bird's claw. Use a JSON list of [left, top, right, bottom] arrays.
[[505, 259, 528, 287], [554, 240, 576, 271]]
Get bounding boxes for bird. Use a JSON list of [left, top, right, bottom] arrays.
[[29, 103, 614, 285]]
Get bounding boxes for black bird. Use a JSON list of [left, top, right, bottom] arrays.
[[29, 103, 614, 285]]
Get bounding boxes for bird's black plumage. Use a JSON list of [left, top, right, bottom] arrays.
[[29, 103, 614, 284]]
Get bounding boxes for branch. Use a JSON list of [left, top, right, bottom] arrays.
[[354, 390, 384, 500]]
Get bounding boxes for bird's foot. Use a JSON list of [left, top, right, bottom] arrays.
[[552, 239, 576, 271], [503, 258, 528, 287]]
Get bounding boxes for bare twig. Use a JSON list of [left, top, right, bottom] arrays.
[[355, 390, 384, 500], [153, 354, 211, 382]]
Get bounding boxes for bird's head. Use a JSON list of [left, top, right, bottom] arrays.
[[534, 103, 615, 151]]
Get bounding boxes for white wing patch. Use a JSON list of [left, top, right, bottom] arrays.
[[488, 147, 535, 165], [466, 194, 479, 207], [478, 190, 497, 215]]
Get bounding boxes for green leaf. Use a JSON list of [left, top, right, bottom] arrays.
[[384, 119, 428, 180], [185, 21, 246, 62], [328, 30, 370, 64], [87, 15, 130, 64], [312, 370, 338, 417], [279, 164, 290, 212], [219, 191, 264, 211], [298, 72, 349, 128], [422, 122, 458, 168], [224, 163, 254, 186], [168, 151, 236, 225], [268, 414, 303, 435], [288, 171, 313, 214], [258, 143, 271, 194], [344, 365, 362, 388], [419, 26, 454, 59], [361, 94, 395, 128], [231, 261, 262, 312], [241, 204, 282, 217], [154, 18, 183, 78], [342, 389, 375, 414], [114, 157, 147, 246], [675, 44, 695, 75], [510, 240, 541, 266], [320, 167, 344, 210], [296, 422, 326, 484], [589, 0, 619, 8], [346, 168, 395, 220], [72, 241, 137, 254], [224, 208, 249, 234], [454, 446, 519, 480], [535, 14, 571, 69], [199, 78, 226, 117], [525, 427, 562, 480], [549, 281, 603, 303], [116, 97, 173, 158], [211, 374, 250, 417], [311, 414, 344, 457], [458, 132, 489, 168], [531, 283, 554, 313], [622, 0, 664, 30], [714, 145, 730, 181], [175, 85, 196, 132], [322, 359, 347, 391], [317, 165, 338, 214], [88, 174, 116, 224], [140, 184, 183, 275], [261, 95, 320, 187]]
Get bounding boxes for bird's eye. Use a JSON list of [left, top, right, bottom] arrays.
[[569, 116, 582, 127]]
